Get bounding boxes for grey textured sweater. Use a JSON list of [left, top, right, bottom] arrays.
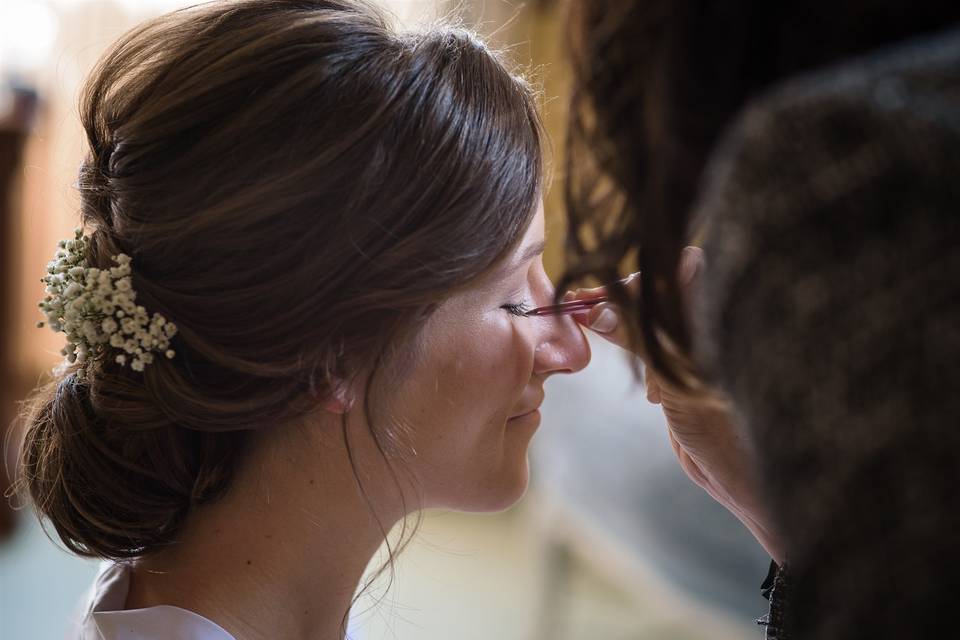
[[692, 25, 960, 640]]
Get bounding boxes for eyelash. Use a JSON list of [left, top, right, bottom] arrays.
[[501, 301, 532, 317]]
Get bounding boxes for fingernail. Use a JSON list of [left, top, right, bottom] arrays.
[[562, 290, 576, 302], [679, 246, 703, 284], [589, 305, 618, 333]]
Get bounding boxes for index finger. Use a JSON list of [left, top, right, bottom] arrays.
[[563, 271, 641, 303]]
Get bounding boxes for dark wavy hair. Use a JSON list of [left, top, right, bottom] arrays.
[[14, 0, 542, 563], [562, 0, 960, 388]]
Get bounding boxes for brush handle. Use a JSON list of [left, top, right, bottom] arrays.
[[524, 296, 610, 317]]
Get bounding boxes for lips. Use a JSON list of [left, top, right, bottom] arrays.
[[509, 391, 544, 420], [509, 407, 540, 419]]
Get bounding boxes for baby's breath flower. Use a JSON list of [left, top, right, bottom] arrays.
[[37, 227, 178, 375]]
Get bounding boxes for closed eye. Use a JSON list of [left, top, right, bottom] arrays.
[[501, 301, 532, 317]]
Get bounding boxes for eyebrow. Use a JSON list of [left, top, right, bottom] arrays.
[[518, 239, 547, 264], [497, 239, 546, 278]]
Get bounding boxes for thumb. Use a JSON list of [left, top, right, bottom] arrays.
[[583, 302, 640, 355], [587, 303, 618, 334]]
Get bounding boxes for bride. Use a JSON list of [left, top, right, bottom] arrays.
[[15, 1, 590, 638]]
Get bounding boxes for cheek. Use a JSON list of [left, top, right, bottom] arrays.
[[417, 318, 534, 504], [433, 315, 533, 421], [386, 310, 538, 508]]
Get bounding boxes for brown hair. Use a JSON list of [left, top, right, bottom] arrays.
[[13, 0, 542, 561], [561, 0, 960, 388]]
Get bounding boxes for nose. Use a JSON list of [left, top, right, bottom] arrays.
[[533, 316, 590, 376], [531, 305, 592, 377]]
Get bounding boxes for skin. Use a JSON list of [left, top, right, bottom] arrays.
[[389, 203, 591, 512], [124, 202, 591, 639], [565, 246, 785, 563]]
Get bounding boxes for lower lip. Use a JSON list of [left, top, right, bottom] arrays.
[[508, 409, 541, 426]]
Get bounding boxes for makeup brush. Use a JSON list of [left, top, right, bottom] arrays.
[[524, 272, 638, 317], [523, 296, 610, 317]]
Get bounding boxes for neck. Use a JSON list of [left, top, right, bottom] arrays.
[[126, 415, 407, 640]]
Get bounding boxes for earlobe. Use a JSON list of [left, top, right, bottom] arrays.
[[320, 383, 354, 414], [309, 375, 355, 414]]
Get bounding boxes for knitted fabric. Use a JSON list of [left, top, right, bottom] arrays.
[[692, 25, 960, 639]]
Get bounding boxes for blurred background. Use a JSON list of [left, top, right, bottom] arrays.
[[0, 1, 770, 638]]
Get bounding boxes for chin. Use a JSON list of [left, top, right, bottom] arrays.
[[462, 456, 532, 513], [467, 412, 539, 511]]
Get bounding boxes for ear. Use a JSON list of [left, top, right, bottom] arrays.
[[319, 378, 355, 414]]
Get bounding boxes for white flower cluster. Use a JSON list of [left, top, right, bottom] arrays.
[[36, 227, 178, 373]]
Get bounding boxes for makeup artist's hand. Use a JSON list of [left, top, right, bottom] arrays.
[[564, 247, 784, 563]]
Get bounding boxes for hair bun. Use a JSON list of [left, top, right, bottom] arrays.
[[16, 372, 236, 559]]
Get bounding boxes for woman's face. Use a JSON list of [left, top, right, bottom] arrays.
[[376, 202, 591, 512]]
